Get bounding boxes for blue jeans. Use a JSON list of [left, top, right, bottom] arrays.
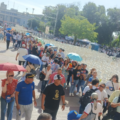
[[77, 80, 85, 93], [1, 97, 15, 120], [79, 104, 84, 114], [69, 79, 79, 93], [114, 112, 120, 120], [41, 80, 48, 92]]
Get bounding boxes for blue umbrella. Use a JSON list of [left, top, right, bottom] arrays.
[[6, 28, 11, 30], [45, 43, 54, 47], [26, 33, 30, 36], [23, 54, 42, 65], [67, 53, 82, 62]]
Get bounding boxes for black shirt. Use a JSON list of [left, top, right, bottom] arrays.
[[81, 69, 88, 74], [43, 83, 65, 110], [32, 46, 38, 56], [72, 69, 81, 80]]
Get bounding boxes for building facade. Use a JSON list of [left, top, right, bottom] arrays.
[[0, 2, 41, 27]]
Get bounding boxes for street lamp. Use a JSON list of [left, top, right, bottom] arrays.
[[31, 8, 34, 29]]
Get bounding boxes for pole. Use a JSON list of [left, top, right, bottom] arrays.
[[54, 6, 58, 36], [31, 8, 34, 29]]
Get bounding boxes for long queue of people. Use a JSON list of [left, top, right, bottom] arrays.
[[1, 30, 120, 120]]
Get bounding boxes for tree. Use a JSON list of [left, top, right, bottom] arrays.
[[37, 21, 45, 32], [59, 15, 98, 44], [111, 36, 120, 47], [28, 18, 39, 29]]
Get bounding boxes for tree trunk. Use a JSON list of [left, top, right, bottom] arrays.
[[73, 36, 77, 45]]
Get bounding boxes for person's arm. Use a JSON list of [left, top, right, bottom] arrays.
[[48, 78, 52, 84], [2, 80, 9, 93], [15, 91, 20, 110], [16, 53, 19, 61], [61, 95, 65, 111], [79, 113, 88, 120], [111, 102, 120, 108], [32, 90, 37, 107], [41, 94, 46, 110]]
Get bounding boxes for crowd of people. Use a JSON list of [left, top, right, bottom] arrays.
[[0, 29, 120, 120]]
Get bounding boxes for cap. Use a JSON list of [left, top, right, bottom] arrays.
[[54, 74, 62, 80], [54, 49, 57, 51], [47, 64, 51, 67], [57, 67, 62, 70], [26, 73, 35, 78], [67, 110, 82, 120]]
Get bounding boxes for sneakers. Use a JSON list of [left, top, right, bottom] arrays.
[[71, 93, 74, 96], [69, 93, 72, 96], [76, 92, 79, 96]]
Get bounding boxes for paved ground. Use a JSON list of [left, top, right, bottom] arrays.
[[0, 41, 80, 120]]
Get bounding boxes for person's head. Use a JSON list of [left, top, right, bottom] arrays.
[[57, 68, 62, 75], [83, 64, 87, 69], [92, 79, 99, 87], [37, 113, 52, 120], [99, 83, 106, 92], [27, 61, 32, 65], [25, 73, 34, 84], [54, 74, 62, 86], [47, 64, 51, 70], [64, 59, 68, 66], [57, 53, 61, 57], [59, 48, 62, 53], [90, 68, 96, 75], [54, 59, 58, 64], [67, 58, 70, 63], [46, 52, 50, 57], [72, 61, 77, 67], [91, 93, 98, 110], [6, 71, 14, 81], [76, 64, 81, 70], [81, 64, 84, 69], [110, 75, 119, 83], [92, 71, 97, 77]]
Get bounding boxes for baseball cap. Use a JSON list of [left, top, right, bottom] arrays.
[[67, 110, 82, 120], [26, 73, 35, 78], [54, 74, 62, 80], [54, 49, 57, 51]]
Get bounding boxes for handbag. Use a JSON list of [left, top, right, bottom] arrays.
[[39, 69, 47, 81], [83, 103, 96, 120], [29, 65, 36, 75]]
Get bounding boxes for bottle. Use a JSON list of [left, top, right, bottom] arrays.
[[19, 110, 21, 116]]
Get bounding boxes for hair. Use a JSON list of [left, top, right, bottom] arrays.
[[26, 61, 33, 66], [37, 113, 52, 120], [89, 68, 96, 75], [54, 59, 58, 63], [99, 82, 106, 87], [75, 64, 81, 70], [91, 93, 98, 110], [92, 79, 99, 85], [110, 74, 119, 83], [64, 59, 68, 66], [6, 71, 14, 77]]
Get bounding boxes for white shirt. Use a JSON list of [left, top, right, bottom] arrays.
[[17, 34, 22, 41], [100, 90, 108, 105], [42, 56, 49, 65], [83, 86, 101, 101], [17, 48, 28, 61], [106, 81, 119, 95], [84, 102, 103, 120], [13, 34, 16, 39], [42, 68, 52, 81]]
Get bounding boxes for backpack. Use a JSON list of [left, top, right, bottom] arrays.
[[80, 88, 98, 108], [39, 72, 45, 81], [29, 65, 36, 76]]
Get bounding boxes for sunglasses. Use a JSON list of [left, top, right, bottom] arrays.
[[9, 75, 14, 77], [100, 85, 105, 88]]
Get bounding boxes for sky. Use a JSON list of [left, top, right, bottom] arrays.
[[1, 0, 120, 14]]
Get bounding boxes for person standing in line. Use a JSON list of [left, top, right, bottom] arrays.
[[15, 73, 37, 120], [4, 31, 12, 50], [41, 74, 65, 120], [41, 64, 52, 93], [1, 71, 18, 120], [16, 44, 28, 74], [17, 33, 22, 48]]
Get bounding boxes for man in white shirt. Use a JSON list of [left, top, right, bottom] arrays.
[[59, 48, 65, 59], [17, 33, 22, 48], [15, 44, 28, 74]]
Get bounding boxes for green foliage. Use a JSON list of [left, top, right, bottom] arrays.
[[28, 18, 39, 29], [111, 36, 120, 47], [59, 15, 98, 44]]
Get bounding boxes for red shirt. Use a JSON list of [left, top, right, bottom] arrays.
[[1, 79, 18, 99]]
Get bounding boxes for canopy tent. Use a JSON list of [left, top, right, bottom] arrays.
[[78, 39, 91, 44], [91, 43, 100, 51]]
